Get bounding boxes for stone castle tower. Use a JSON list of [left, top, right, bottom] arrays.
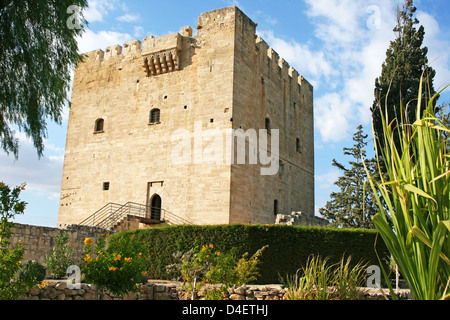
[[57, 6, 315, 228]]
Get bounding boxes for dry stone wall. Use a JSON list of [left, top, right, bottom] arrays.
[[10, 223, 111, 267], [22, 281, 410, 301]]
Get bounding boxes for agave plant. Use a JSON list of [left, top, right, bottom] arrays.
[[365, 75, 450, 300]]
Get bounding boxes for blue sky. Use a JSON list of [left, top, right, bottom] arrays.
[[2, 0, 450, 227]]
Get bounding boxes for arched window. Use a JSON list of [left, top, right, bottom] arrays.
[[150, 108, 161, 124], [265, 118, 271, 134], [274, 199, 279, 216], [150, 194, 162, 220], [94, 118, 104, 132]]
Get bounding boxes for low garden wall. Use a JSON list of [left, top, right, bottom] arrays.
[[10, 223, 112, 267], [22, 281, 411, 301]]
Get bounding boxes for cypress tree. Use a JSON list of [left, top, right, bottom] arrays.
[[371, 0, 437, 157]]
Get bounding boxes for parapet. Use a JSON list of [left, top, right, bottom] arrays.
[[256, 36, 311, 90], [80, 6, 312, 88]]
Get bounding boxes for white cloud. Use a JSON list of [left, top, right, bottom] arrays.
[[77, 29, 133, 53], [83, 0, 119, 23], [117, 13, 140, 23], [316, 168, 340, 190], [315, 93, 352, 142], [262, 0, 399, 143], [416, 11, 450, 91], [254, 11, 277, 26], [305, 0, 365, 45], [133, 26, 145, 38], [0, 133, 64, 200], [257, 30, 337, 84]]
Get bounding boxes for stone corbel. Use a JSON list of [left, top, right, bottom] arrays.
[[143, 48, 180, 77]]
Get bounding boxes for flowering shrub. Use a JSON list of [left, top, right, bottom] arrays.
[[80, 235, 147, 297], [167, 244, 267, 300], [0, 182, 39, 299]]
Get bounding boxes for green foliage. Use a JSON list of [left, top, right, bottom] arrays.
[[0, 0, 88, 158], [365, 76, 450, 300], [17, 260, 46, 282], [80, 235, 148, 297], [44, 230, 73, 279], [108, 224, 388, 284], [167, 244, 267, 300], [320, 125, 378, 228], [282, 255, 368, 300], [371, 0, 437, 161], [0, 182, 39, 299]]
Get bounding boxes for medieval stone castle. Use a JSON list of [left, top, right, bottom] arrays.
[[57, 6, 320, 229]]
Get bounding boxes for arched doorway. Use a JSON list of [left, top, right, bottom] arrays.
[[150, 194, 162, 221]]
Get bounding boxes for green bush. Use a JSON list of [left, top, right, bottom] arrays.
[[167, 244, 267, 300], [17, 260, 46, 282], [44, 230, 73, 279], [108, 224, 388, 284]]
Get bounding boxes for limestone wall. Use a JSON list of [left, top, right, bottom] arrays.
[[10, 223, 110, 266]]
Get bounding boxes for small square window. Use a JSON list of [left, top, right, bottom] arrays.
[[103, 182, 110, 191]]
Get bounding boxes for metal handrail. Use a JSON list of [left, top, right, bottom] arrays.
[[78, 203, 123, 227], [78, 201, 193, 231]]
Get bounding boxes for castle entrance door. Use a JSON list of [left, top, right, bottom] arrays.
[[150, 194, 162, 221], [147, 181, 163, 220]]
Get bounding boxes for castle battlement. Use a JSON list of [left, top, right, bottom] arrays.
[[81, 7, 311, 89]]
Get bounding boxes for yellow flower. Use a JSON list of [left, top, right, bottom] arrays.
[[201, 246, 207, 251], [138, 253, 142, 256], [0, 183, 4, 188], [16, 261, 22, 266], [142, 271, 147, 276], [215, 251, 220, 256], [209, 244, 214, 249], [38, 281, 49, 288], [84, 254, 91, 263], [84, 238, 93, 245], [114, 254, 121, 261], [124, 257, 132, 263], [109, 267, 117, 271]]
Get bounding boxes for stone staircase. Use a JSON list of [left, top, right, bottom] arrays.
[[78, 202, 193, 232]]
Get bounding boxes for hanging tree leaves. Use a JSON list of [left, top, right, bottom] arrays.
[[0, 0, 88, 158]]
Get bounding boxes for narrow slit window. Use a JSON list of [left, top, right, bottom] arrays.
[[103, 182, 110, 191], [150, 108, 161, 124], [265, 118, 271, 134], [296, 138, 301, 152], [274, 199, 279, 216]]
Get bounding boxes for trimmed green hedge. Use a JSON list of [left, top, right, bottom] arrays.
[[108, 224, 389, 284]]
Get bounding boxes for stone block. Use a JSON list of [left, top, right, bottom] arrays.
[[229, 294, 246, 301], [154, 292, 171, 300]]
